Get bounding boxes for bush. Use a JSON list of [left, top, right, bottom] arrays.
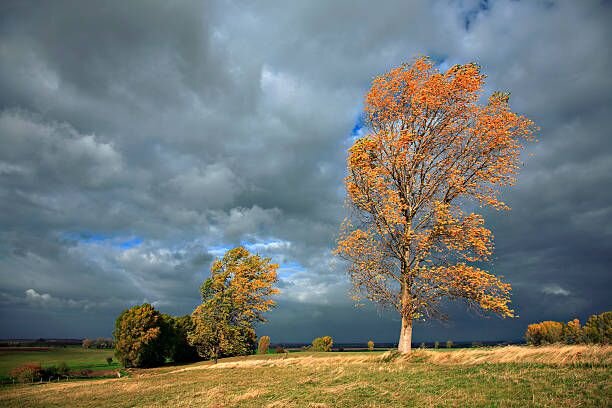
[[525, 321, 564, 345], [584, 311, 611, 344], [367, 340, 374, 351], [258, 336, 271, 354], [446, 340, 453, 349], [106, 357, 113, 366], [434, 341, 440, 349], [57, 362, 70, 377], [275, 346, 286, 353], [82, 338, 93, 349], [9, 363, 43, 383], [311, 336, 333, 352]]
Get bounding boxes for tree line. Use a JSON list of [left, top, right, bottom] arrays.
[[525, 311, 611, 345], [82, 337, 114, 349]]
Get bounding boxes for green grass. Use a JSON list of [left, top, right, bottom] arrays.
[[0, 347, 119, 380], [0, 346, 610, 407]]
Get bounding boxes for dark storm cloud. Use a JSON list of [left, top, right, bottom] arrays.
[[1, 0, 610, 342]]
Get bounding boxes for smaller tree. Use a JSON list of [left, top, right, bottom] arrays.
[[563, 319, 584, 344], [434, 341, 440, 349], [82, 338, 93, 349], [188, 247, 279, 363], [258, 336, 271, 354], [446, 340, 453, 349], [584, 311, 611, 344], [367, 340, 374, 351], [113, 303, 167, 368], [311, 336, 333, 352]]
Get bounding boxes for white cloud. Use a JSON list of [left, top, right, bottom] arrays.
[[541, 284, 571, 297]]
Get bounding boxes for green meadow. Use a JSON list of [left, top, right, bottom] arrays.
[[0, 347, 119, 381]]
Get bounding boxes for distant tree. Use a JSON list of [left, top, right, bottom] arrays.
[[335, 57, 536, 354], [113, 303, 167, 368], [94, 337, 113, 349], [446, 340, 453, 349], [82, 338, 93, 349], [258, 336, 271, 354], [188, 247, 279, 363], [525, 321, 563, 345], [563, 319, 584, 344], [434, 341, 440, 349], [584, 311, 611, 344], [368, 340, 375, 351], [106, 357, 113, 366], [311, 336, 333, 352]]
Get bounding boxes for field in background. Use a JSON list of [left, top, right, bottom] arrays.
[[0, 346, 119, 381], [0, 345, 610, 407]]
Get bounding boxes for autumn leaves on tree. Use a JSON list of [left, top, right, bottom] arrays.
[[188, 247, 279, 363], [335, 57, 536, 354]]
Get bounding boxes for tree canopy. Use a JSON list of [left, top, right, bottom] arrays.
[[113, 303, 167, 368]]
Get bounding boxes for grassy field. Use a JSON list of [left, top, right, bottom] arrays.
[[0, 345, 610, 407], [0, 347, 119, 381]]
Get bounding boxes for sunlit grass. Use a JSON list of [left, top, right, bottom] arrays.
[[0, 345, 609, 407]]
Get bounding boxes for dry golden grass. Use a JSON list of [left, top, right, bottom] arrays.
[[402, 344, 612, 366], [0, 346, 610, 407]]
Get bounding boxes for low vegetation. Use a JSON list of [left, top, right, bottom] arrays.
[[257, 336, 270, 354]]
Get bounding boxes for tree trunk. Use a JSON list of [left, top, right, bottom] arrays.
[[398, 315, 413, 354], [398, 272, 413, 354]]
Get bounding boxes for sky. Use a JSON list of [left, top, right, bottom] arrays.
[[0, 0, 611, 343]]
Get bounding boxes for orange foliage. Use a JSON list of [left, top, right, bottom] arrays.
[[207, 246, 280, 323], [335, 57, 536, 351], [525, 321, 564, 345]]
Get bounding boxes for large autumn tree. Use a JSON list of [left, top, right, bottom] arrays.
[[336, 57, 536, 353], [188, 246, 279, 362]]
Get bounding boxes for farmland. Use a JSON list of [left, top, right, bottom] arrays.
[[0, 345, 610, 407], [0, 346, 119, 382]]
